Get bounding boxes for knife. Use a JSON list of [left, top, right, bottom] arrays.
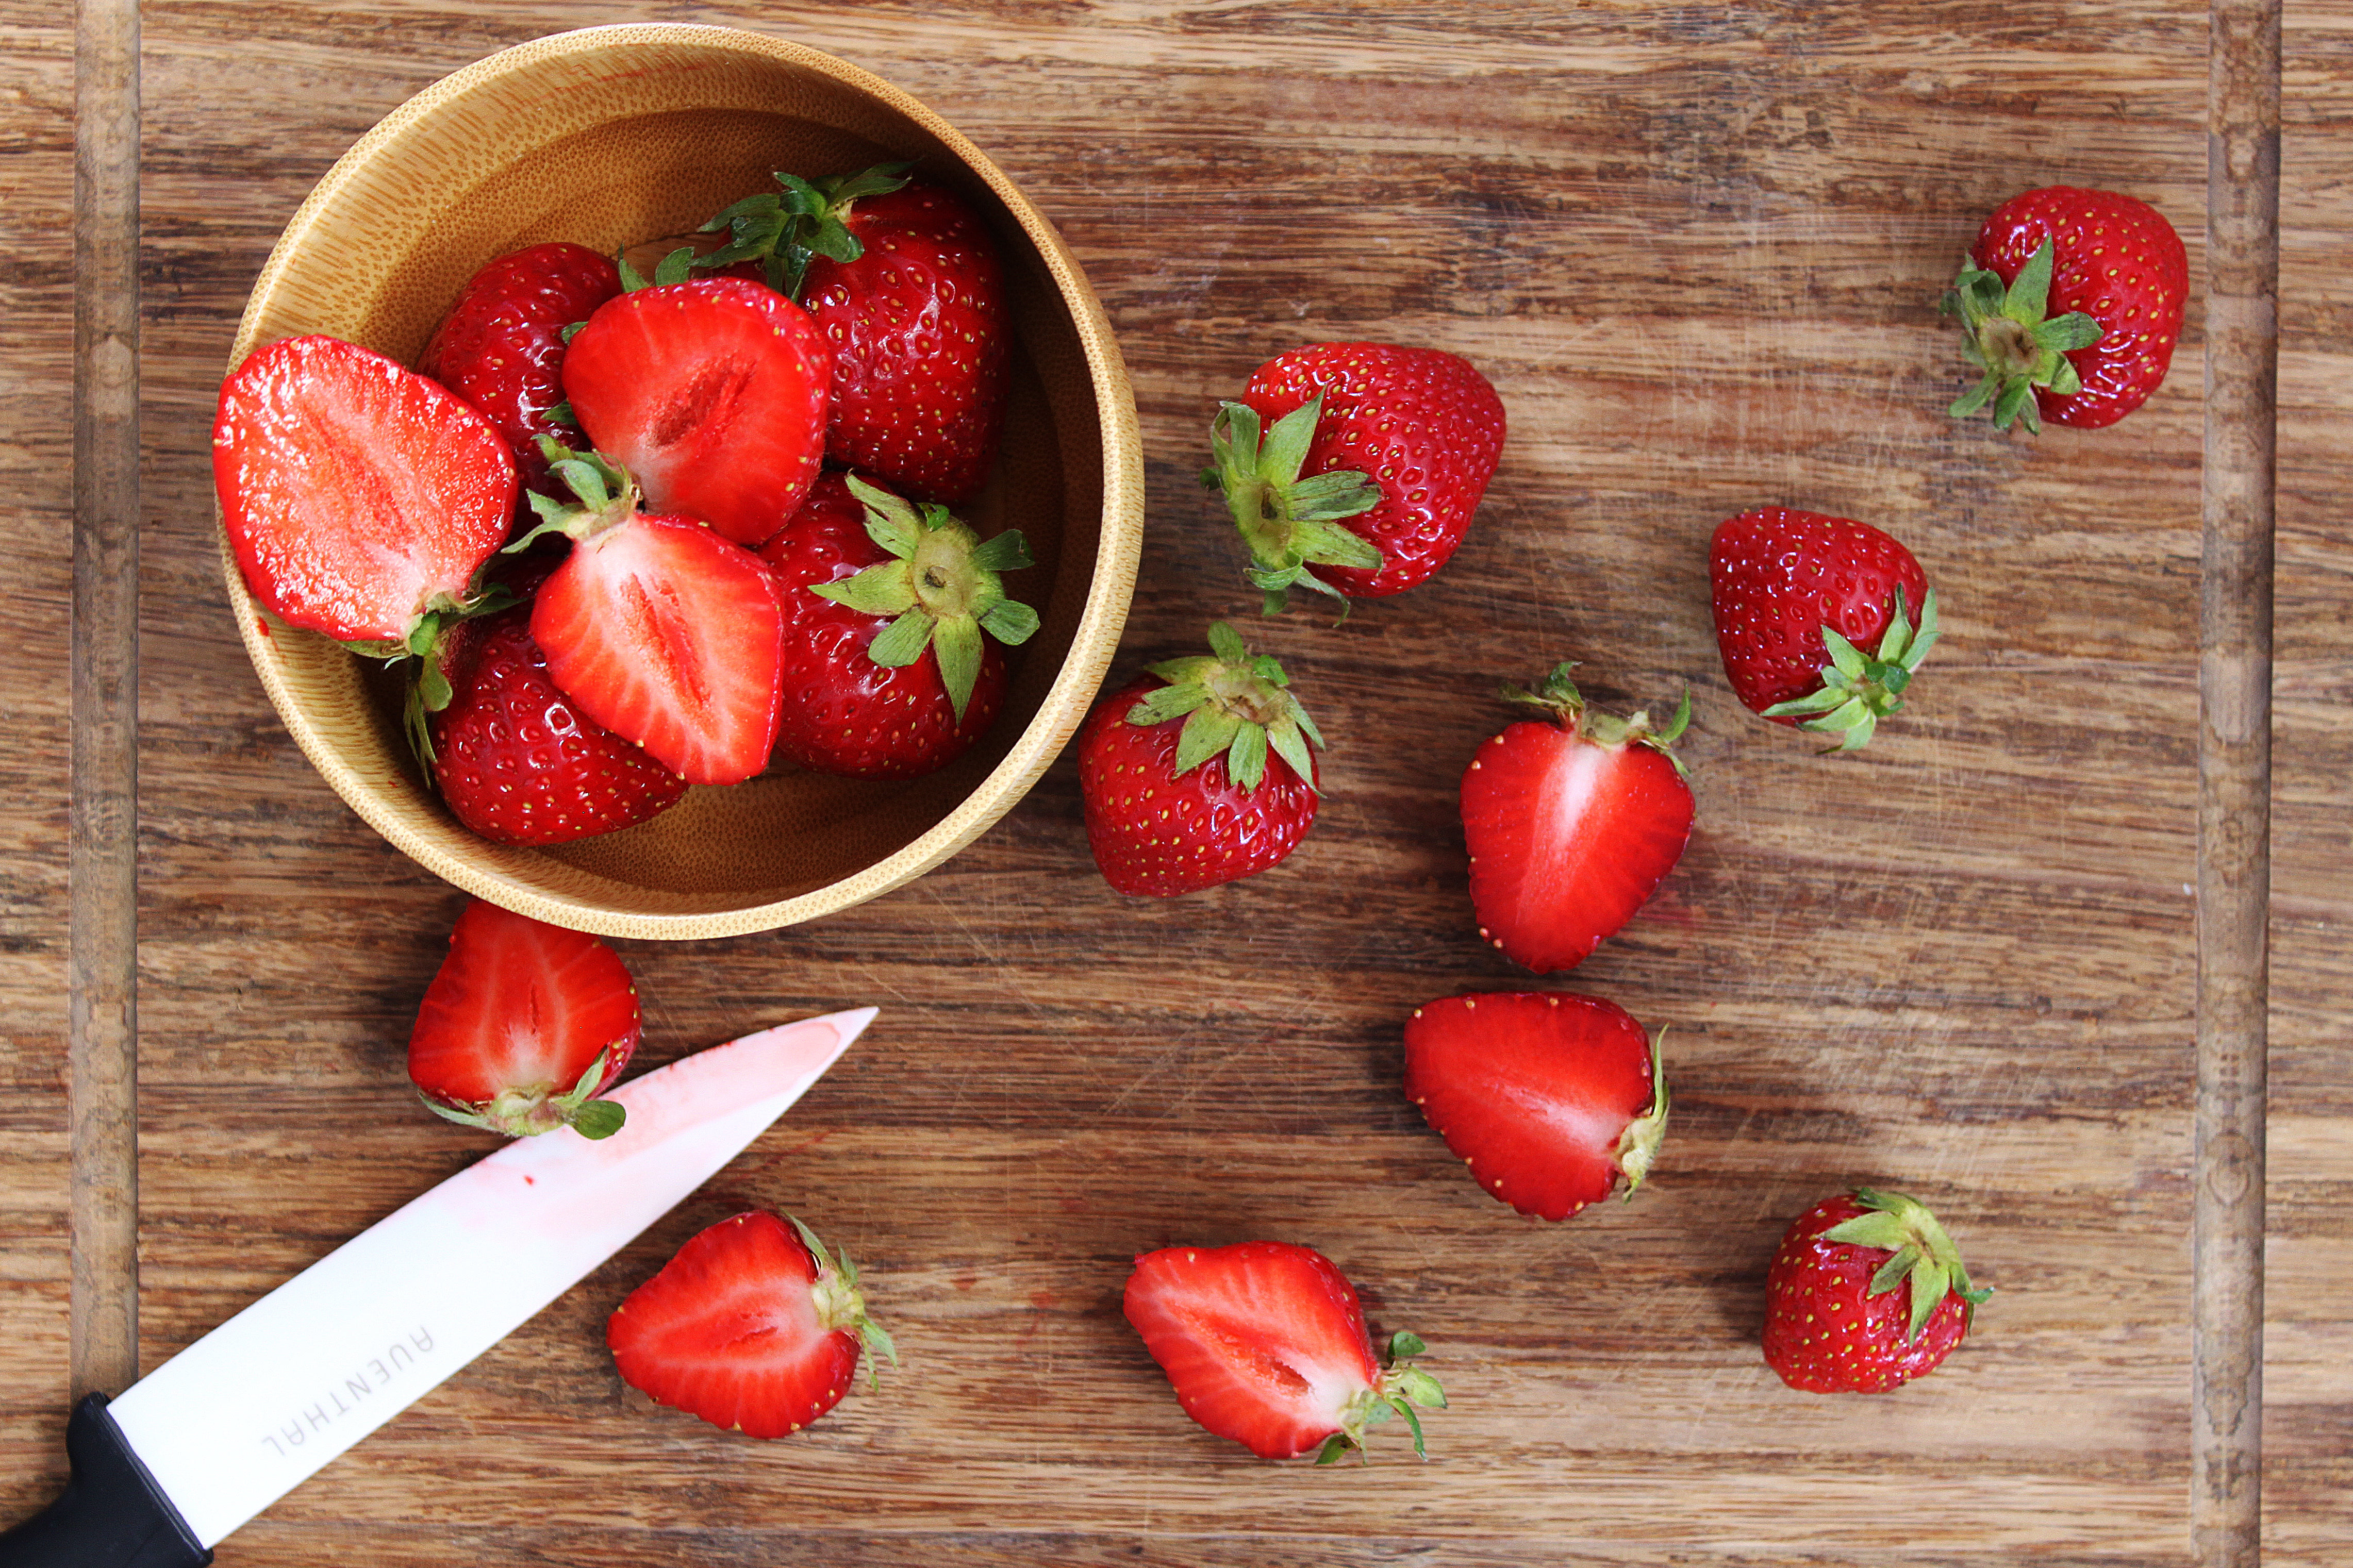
[[0, 1005, 876, 1567]]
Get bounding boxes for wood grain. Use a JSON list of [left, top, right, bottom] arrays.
[[12, 0, 2353, 1563]]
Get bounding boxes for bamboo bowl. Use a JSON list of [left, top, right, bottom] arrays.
[[220, 24, 1142, 940]]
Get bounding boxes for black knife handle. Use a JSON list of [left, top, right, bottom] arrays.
[[0, 1393, 210, 1567]]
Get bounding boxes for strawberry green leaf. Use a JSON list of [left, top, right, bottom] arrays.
[[847, 474, 924, 559], [1867, 1244, 1923, 1296], [652, 246, 696, 287], [1207, 621, 1251, 664], [1266, 717, 1316, 791], [867, 607, 936, 668], [1822, 1210, 1915, 1253], [568, 1098, 626, 1140], [1315, 1434, 1351, 1465], [2001, 236, 2057, 325], [1391, 1397, 1428, 1458], [978, 598, 1039, 646], [968, 529, 1033, 574], [1173, 705, 1243, 776], [1126, 682, 1211, 726], [1387, 1331, 1427, 1361], [811, 560, 919, 618], [1225, 721, 1269, 793], [1393, 1368, 1446, 1409], [933, 615, 984, 722], [1907, 1259, 1951, 1341]]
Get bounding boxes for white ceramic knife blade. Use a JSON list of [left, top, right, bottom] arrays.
[[102, 1006, 875, 1550]]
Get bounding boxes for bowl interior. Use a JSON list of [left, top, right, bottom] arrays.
[[225, 26, 1138, 938]]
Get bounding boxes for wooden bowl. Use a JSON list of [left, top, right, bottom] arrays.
[[220, 24, 1142, 940]]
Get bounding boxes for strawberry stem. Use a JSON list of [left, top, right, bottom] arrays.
[[1202, 396, 1383, 615], [1939, 236, 2104, 435], [693, 162, 917, 301], [1820, 1188, 1991, 1342], [1759, 587, 1940, 753], [1131, 622, 1325, 795]]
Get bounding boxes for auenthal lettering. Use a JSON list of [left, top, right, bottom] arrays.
[[258, 1327, 435, 1459]]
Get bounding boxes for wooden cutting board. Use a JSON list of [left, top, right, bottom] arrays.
[[7, 1, 2348, 1563]]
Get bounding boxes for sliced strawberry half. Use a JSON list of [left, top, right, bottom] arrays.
[[214, 333, 515, 645], [1403, 991, 1667, 1221], [560, 277, 830, 548], [608, 1211, 896, 1439], [1122, 1240, 1445, 1462], [407, 897, 640, 1139], [517, 442, 785, 786]]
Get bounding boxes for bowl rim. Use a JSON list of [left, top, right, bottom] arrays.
[[217, 22, 1144, 941]]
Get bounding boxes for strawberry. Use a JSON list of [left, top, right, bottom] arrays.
[[1942, 186, 2186, 432], [407, 897, 639, 1139], [1077, 623, 1324, 897], [695, 164, 1009, 503], [560, 276, 830, 548], [1707, 507, 1938, 751], [425, 605, 687, 845], [608, 1211, 896, 1439], [213, 333, 514, 646], [1763, 1189, 1992, 1394], [420, 242, 621, 497], [1402, 991, 1667, 1221], [1204, 342, 1504, 610], [1122, 1241, 1444, 1462], [1460, 664, 1693, 975], [514, 442, 785, 786], [758, 472, 1037, 778]]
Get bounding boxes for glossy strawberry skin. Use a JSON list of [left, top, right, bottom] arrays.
[[1970, 187, 2186, 430], [214, 334, 516, 643], [1461, 721, 1693, 975], [407, 898, 638, 1135], [428, 607, 687, 846], [608, 1212, 867, 1440], [1240, 343, 1504, 597], [1123, 1241, 1382, 1460], [1708, 508, 1928, 719], [561, 279, 831, 547], [758, 474, 1007, 778], [1078, 674, 1318, 897], [1403, 992, 1660, 1221], [803, 180, 1009, 504], [1763, 1194, 1974, 1394], [420, 243, 621, 497], [529, 512, 785, 787]]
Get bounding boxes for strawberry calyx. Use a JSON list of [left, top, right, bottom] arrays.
[[1614, 1027, 1672, 1195], [1314, 1330, 1447, 1465], [1940, 236, 2105, 435], [1500, 662, 1693, 779], [419, 1040, 629, 1140], [384, 587, 523, 771], [1202, 396, 1384, 615], [1820, 1188, 1994, 1342], [1760, 586, 1940, 753], [1130, 621, 1327, 794], [809, 474, 1038, 724], [690, 162, 917, 301], [790, 1214, 900, 1387]]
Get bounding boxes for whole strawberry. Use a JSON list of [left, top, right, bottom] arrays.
[[759, 472, 1037, 778], [1078, 623, 1324, 897], [1205, 343, 1504, 611], [426, 605, 687, 846], [1942, 186, 2186, 432], [1708, 507, 1938, 751], [1763, 1188, 1991, 1394], [1404, 992, 1667, 1221], [420, 242, 621, 497], [1461, 665, 1693, 974], [609, 1211, 896, 1439], [696, 164, 1009, 503], [1123, 1241, 1445, 1462]]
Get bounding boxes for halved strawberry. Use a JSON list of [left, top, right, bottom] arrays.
[[516, 443, 785, 786], [407, 897, 639, 1139], [1403, 991, 1667, 1221], [1461, 664, 1694, 974], [560, 277, 830, 547], [608, 1211, 896, 1439], [1122, 1241, 1444, 1462], [214, 333, 514, 645]]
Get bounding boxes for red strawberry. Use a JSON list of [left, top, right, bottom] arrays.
[[1078, 624, 1324, 897], [1205, 343, 1504, 610], [407, 897, 639, 1139], [1122, 1241, 1444, 1462], [1763, 1189, 1991, 1394], [516, 443, 785, 786], [426, 606, 687, 845], [560, 277, 830, 547], [420, 242, 621, 496], [1460, 665, 1693, 974], [1942, 186, 2186, 432], [1402, 991, 1667, 1221], [213, 333, 515, 645], [608, 1211, 896, 1439], [758, 472, 1037, 778], [695, 164, 1009, 503], [1707, 508, 1938, 751]]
